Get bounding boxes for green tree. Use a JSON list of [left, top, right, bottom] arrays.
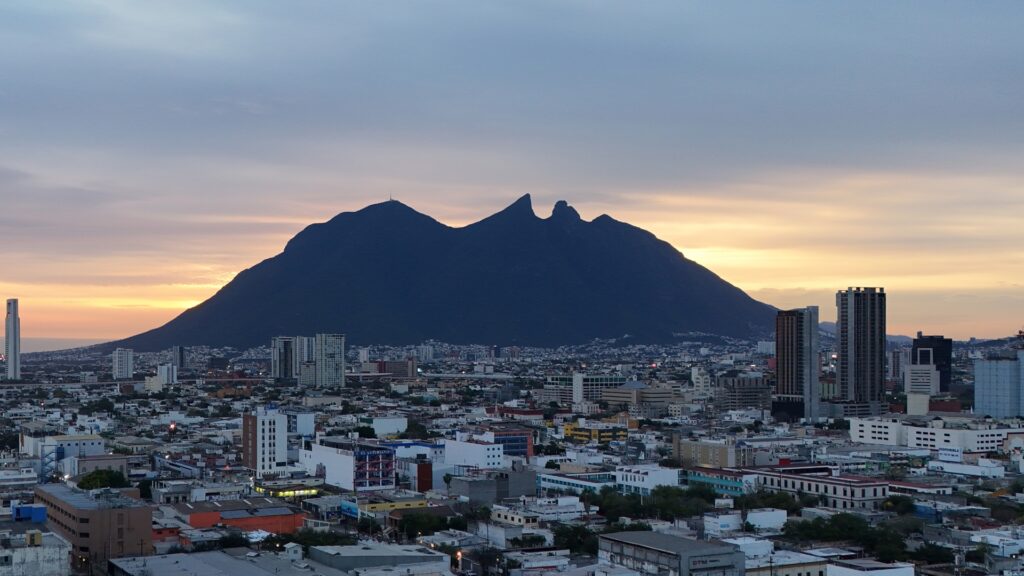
[[352, 425, 377, 439], [77, 469, 130, 490]]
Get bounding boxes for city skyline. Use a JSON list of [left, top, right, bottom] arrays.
[[2, 2, 1023, 341]]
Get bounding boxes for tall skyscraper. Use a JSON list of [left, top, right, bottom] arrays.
[[242, 406, 289, 478], [271, 336, 297, 380], [835, 287, 886, 413], [170, 345, 188, 370], [112, 348, 134, 380], [775, 306, 821, 421], [4, 299, 20, 381], [974, 351, 1024, 418], [296, 336, 316, 364], [315, 333, 346, 388], [912, 332, 953, 393]]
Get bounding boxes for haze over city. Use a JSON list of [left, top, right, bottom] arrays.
[[1, 2, 1022, 345]]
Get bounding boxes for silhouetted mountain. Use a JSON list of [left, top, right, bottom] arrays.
[[109, 196, 776, 350]]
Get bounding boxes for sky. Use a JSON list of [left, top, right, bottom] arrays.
[[1, 1, 1022, 345]]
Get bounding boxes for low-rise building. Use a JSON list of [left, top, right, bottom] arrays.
[[599, 531, 745, 576]]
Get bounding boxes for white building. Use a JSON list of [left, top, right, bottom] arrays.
[[704, 511, 742, 537], [615, 465, 681, 496], [0, 530, 72, 576], [904, 364, 939, 396], [156, 364, 178, 385], [242, 406, 288, 478], [691, 367, 714, 400], [753, 466, 888, 511], [745, 508, 787, 532], [112, 348, 134, 380], [848, 415, 1021, 453], [362, 416, 408, 438], [444, 439, 504, 469], [4, 298, 20, 380], [315, 333, 346, 388], [299, 437, 396, 492]]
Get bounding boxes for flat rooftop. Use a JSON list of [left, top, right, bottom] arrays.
[[601, 531, 736, 555], [36, 484, 147, 510]]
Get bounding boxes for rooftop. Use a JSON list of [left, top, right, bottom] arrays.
[[36, 484, 147, 510], [600, 531, 736, 555]]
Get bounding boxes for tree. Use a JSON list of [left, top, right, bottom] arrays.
[[467, 547, 502, 575], [352, 425, 377, 439], [545, 460, 561, 469], [77, 469, 130, 490], [882, 495, 916, 515], [137, 479, 153, 500]]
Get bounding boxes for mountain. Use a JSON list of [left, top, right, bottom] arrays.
[[108, 195, 777, 350]]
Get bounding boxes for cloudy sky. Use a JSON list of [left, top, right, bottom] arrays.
[[1, 1, 1022, 344]]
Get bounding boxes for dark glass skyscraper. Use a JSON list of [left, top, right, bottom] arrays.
[[912, 332, 953, 392], [776, 306, 820, 421]]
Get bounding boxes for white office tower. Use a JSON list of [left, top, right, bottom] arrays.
[[156, 364, 178, 385], [4, 299, 20, 380], [358, 347, 370, 363], [243, 406, 289, 478], [271, 336, 297, 379], [416, 344, 434, 362], [315, 333, 346, 387], [112, 348, 134, 380]]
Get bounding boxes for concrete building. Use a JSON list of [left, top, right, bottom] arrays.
[[833, 287, 886, 415], [673, 437, 755, 468], [4, 298, 19, 381], [776, 306, 820, 421], [444, 438, 504, 469], [155, 364, 178, 385], [828, 559, 913, 576], [598, 531, 745, 576], [111, 348, 134, 380], [34, 484, 152, 573], [904, 363, 939, 396], [299, 437, 396, 492], [315, 333, 346, 388], [752, 465, 888, 510], [975, 351, 1024, 418], [543, 373, 627, 405], [691, 367, 714, 400], [715, 372, 771, 413], [0, 528, 71, 576], [848, 414, 1022, 453], [168, 498, 306, 534], [448, 464, 537, 505], [615, 465, 681, 496], [242, 406, 289, 479]]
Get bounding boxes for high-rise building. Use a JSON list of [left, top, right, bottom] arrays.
[[156, 364, 178, 385], [170, 345, 187, 370], [775, 306, 821, 421], [112, 348, 134, 380], [242, 406, 289, 478], [974, 351, 1024, 418], [904, 363, 939, 396], [296, 336, 316, 364], [912, 332, 953, 392], [835, 287, 886, 413], [271, 336, 297, 380], [4, 298, 20, 380], [315, 333, 346, 388]]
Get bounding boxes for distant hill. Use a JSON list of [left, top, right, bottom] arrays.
[[107, 195, 777, 351]]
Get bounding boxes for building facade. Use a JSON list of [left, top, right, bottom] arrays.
[[242, 406, 288, 478], [111, 348, 134, 380], [4, 298, 19, 380], [834, 287, 886, 414], [912, 332, 952, 392], [315, 333, 346, 388], [975, 351, 1024, 418], [775, 306, 820, 421]]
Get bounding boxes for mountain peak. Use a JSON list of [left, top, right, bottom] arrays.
[[109, 197, 776, 350], [549, 200, 581, 222]]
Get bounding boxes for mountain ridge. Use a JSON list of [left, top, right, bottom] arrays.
[[106, 196, 777, 351]]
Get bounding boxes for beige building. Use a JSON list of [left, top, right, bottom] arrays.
[[672, 436, 755, 468]]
